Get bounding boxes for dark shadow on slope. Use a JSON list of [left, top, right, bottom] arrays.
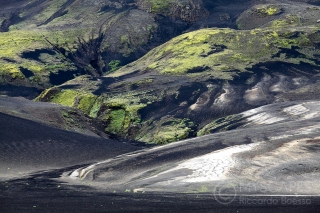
[[0, 0, 48, 32], [91, 77, 120, 95], [49, 70, 82, 85], [0, 84, 42, 99], [19, 67, 34, 78], [38, 0, 75, 26], [0, 12, 22, 32], [0, 112, 143, 176], [21, 49, 56, 61]]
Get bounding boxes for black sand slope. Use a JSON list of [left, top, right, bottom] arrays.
[[1, 175, 320, 213], [0, 112, 143, 180], [1, 102, 320, 212]]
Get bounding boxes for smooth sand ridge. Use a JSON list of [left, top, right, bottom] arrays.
[[0, 112, 142, 180]]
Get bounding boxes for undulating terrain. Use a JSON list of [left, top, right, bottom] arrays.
[[1, 0, 320, 212]]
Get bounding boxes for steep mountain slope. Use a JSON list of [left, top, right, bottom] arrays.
[[2, 0, 320, 144], [38, 21, 320, 143]]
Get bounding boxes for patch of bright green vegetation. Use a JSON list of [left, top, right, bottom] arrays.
[[103, 95, 148, 134], [0, 29, 80, 81], [0, 63, 24, 79], [120, 35, 129, 44], [110, 27, 320, 79], [256, 5, 281, 16], [43, 89, 99, 115], [147, 0, 172, 13], [138, 78, 153, 85], [131, 78, 154, 87], [108, 60, 121, 73], [89, 96, 104, 118], [147, 118, 194, 144], [50, 89, 78, 107], [199, 185, 208, 193], [78, 94, 97, 115], [0, 30, 45, 59], [105, 109, 126, 134], [153, 126, 190, 144], [42, 88, 157, 135], [271, 14, 302, 28]]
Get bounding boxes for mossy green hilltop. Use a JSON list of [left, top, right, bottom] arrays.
[[110, 26, 320, 79], [0, 29, 80, 85]]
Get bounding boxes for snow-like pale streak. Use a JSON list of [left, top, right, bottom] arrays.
[[147, 143, 261, 183]]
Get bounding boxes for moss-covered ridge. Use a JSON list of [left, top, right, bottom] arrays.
[[0, 29, 80, 87], [36, 83, 151, 137], [110, 26, 320, 79], [0, 0, 161, 90]]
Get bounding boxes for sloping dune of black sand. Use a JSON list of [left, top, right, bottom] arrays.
[[0, 112, 143, 180], [2, 99, 320, 212], [1, 104, 320, 212]]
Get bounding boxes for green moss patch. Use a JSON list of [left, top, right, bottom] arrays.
[[138, 118, 195, 144], [271, 15, 302, 28], [38, 88, 152, 136], [37, 88, 100, 115], [102, 95, 148, 135], [104, 109, 126, 134], [50, 89, 78, 107], [147, 0, 171, 14], [254, 5, 282, 16], [78, 94, 97, 115], [0, 29, 79, 84]]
